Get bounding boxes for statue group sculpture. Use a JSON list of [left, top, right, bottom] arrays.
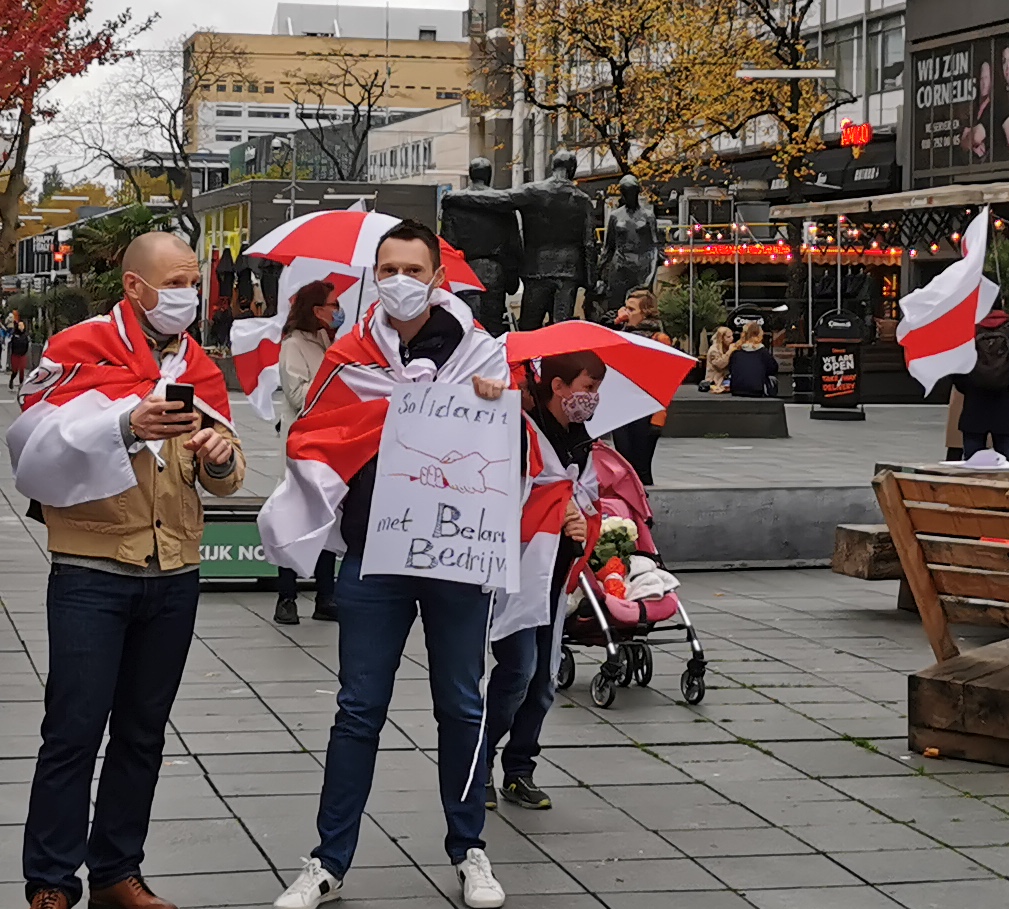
[[440, 153, 659, 333]]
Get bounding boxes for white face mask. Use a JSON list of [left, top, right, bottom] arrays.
[[377, 274, 433, 322], [132, 274, 199, 335]]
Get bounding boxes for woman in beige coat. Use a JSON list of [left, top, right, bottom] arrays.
[[274, 280, 344, 626], [705, 326, 733, 393]]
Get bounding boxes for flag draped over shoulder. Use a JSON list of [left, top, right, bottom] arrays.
[[492, 416, 601, 667], [897, 207, 1001, 394], [258, 291, 509, 576], [6, 299, 231, 508]]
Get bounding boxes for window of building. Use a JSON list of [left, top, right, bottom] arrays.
[[215, 131, 242, 143], [436, 90, 462, 100], [200, 83, 212, 91], [868, 14, 904, 94], [419, 28, 437, 41], [216, 83, 227, 93], [216, 107, 242, 118], [248, 108, 290, 119], [248, 83, 259, 93], [822, 24, 863, 97], [264, 83, 275, 94], [423, 139, 433, 170], [390, 149, 398, 173], [232, 83, 242, 93]]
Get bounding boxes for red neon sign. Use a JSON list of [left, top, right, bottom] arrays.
[[840, 119, 873, 148]]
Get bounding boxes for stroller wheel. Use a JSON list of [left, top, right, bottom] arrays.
[[681, 669, 706, 705], [634, 644, 654, 687], [557, 647, 575, 690], [590, 672, 616, 708], [616, 644, 634, 687]]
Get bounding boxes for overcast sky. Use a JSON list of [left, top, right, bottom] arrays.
[[34, 0, 468, 185]]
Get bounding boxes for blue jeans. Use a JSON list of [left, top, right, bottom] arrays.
[[962, 433, 1009, 459], [313, 555, 490, 877], [485, 619, 557, 782], [24, 564, 199, 906]]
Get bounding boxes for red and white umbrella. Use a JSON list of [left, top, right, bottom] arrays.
[[246, 209, 402, 267], [506, 321, 696, 438]]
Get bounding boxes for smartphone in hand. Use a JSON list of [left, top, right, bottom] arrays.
[[165, 383, 195, 414]]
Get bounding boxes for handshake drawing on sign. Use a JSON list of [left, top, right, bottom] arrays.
[[392, 438, 507, 495]]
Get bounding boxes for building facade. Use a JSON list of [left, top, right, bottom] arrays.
[[186, 16, 468, 155], [272, 3, 465, 41], [367, 104, 470, 189]]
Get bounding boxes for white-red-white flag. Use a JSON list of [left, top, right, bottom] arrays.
[[897, 207, 1000, 394]]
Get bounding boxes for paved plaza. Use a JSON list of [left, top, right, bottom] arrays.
[[1, 394, 1008, 908]]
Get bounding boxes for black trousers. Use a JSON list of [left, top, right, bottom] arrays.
[[519, 277, 580, 330]]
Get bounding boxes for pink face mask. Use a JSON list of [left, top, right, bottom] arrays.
[[561, 390, 600, 423]]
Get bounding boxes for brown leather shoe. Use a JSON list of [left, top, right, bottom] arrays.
[[88, 877, 177, 909], [30, 890, 69, 909]]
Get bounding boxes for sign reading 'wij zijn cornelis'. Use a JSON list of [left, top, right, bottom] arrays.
[[361, 382, 522, 592]]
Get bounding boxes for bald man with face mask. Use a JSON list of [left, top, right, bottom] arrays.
[[7, 232, 245, 909]]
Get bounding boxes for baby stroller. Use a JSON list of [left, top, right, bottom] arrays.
[[557, 443, 707, 709]]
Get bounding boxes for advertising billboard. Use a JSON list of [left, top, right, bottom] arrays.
[[912, 34, 1009, 179]]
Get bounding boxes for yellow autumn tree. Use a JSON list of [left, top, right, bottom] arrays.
[[476, 0, 757, 183]]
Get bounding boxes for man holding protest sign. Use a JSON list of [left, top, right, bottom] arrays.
[[261, 221, 512, 909]]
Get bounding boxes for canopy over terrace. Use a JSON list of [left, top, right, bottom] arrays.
[[771, 183, 1009, 254]]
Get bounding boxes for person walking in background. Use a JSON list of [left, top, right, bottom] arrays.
[[6, 232, 245, 909], [273, 280, 343, 626], [703, 326, 734, 394], [729, 321, 779, 398], [952, 308, 1009, 458], [610, 289, 671, 485], [9, 320, 30, 389]]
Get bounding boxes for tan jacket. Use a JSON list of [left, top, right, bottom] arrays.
[[705, 342, 731, 386], [277, 328, 330, 480], [44, 406, 245, 570]]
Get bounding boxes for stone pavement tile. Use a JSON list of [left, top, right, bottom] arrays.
[[910, 816, 1009, 849], [565, 857, 724, 892], [742, 887, 902, 909], [708, 778, 842, 804], [833, 848, 996, 884], [0, 780, 29, 820], [881, 794, 1009, 827], [538, 721, 650, 748], [540, 747, 690, 785], [764, 740, 914, 778], [697, 854, 863, 890], [529, 830, 682, 862], [173, 683, 258, 701], [825, 774, 963, 801], [427, 861, 584, 896], [466, 896, 598, 909], [133, 819, 271, 876], [143, 871, 281, 908], [817, 716, 908, 738], [280, 865, 443, 901], [0, 758, 36, 784], [654, 803, 772, 832], [882, 878, 1009, 908], [0, 882, 24, 904], [0, 824, 19, 882], [169, 711, 288, 734], [941, 774, 1009, 797], [506, 756, 578, 789], [373, 811, 546, 865], [678, 756, 806, 784], [795, 700, 902, 720], [784, 822, 940, 853], [713, 716, 840, 743], [871, 741, 1009, 774], [212, 769, 324, 797], [602, 720, 737, 746], [179, 730, 304, 755], [962, 846, 1009, 875], [739, 798, 891, 828], [600, 892, 754, 909], [224, 793, 317, 818], [661, 827, 813, 858], [198, 752, 321, 775]]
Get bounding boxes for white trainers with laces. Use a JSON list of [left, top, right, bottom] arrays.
[[274, 857, 343, 908], [456, 848, 506, 908]]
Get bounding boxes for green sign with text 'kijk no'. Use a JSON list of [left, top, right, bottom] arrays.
[[199, 522, 275, 579]]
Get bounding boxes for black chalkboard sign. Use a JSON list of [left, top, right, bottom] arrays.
[[812, 310, 865, 421]]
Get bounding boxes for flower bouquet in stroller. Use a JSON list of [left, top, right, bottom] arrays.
[[558, 443, 707, 709]]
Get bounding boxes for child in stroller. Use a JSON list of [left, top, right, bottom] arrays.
[[558, 442, 707, 708]]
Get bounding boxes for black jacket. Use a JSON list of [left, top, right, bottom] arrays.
[[340, 307, 465, 555], [729, 345, 778, 398], [952, 372, 1009, 435], [10, 329, 29, 357]]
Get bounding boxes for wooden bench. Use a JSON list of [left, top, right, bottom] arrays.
[[873, 470, 1009, 765]]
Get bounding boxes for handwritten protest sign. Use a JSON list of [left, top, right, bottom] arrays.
[[361, 382, 522, 592]]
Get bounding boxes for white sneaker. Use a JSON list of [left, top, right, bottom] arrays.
[[274, 857, 342, 908], [456, 848, 506, 908]]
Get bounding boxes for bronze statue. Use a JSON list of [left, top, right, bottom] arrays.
[[598, 174, 659, 312], [508, 151, 595, 329], [440, 158, 522, 337]]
